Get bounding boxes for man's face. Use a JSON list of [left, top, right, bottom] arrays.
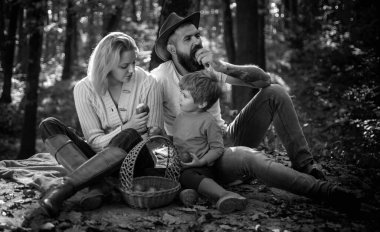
[[172, 24, 204, 72]]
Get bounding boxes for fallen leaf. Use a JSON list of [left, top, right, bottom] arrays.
[[39, 222, 55, 231], [162, 212, 181, 225]]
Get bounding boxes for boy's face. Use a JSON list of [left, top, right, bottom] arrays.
[[179, 89, 203, 113]]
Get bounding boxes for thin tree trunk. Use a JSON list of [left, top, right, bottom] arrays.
[[19, 0, 46, 159], [86, 2, 97, 57], [131, 0, 138, 22], [62, 0, 76, 80], [232, 0, 266, 111], [221, 0, 235, 63], [0, 0, 5, 67], [1, 1, 20, 103], [17, 7, 28, 81], [102, 0, 127, 36], [149, 0, 201, 71]]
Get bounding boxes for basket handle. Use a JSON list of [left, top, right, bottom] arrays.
[[119, 135, 181, 191]]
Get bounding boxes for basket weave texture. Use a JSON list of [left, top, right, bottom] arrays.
[[119, 135, 181, 209]]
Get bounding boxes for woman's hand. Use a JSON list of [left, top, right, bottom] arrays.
[[181, 153, 206, 169], [122, 112, 148, 133]]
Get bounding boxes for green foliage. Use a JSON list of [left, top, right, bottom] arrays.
[[267, 0, 380, 167]]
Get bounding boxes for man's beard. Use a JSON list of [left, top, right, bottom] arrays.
[[177, 45, 204, 72]]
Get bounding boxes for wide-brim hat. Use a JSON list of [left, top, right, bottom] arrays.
[[155, 12, 200, 62]]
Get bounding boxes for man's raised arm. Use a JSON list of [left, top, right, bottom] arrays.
[[195, 48, 271, 88]]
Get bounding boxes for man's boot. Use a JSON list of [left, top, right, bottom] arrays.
[[44, 134, 106, 210], [40, 146, 129, 216], [197, 178, 247, 213]]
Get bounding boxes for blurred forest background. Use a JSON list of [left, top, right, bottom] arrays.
[[0, 0, 379, 170]]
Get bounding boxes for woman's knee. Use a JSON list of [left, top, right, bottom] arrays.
[[39, 117, 65, 141], [109, 128, 142, 152]]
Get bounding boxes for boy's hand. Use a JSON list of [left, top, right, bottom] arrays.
[[181, 153, 206, 169]]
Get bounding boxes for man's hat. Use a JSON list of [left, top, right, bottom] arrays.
[[154, 12, 200, 62]]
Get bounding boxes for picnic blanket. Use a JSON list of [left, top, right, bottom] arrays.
[[0, 153, 67, 192]]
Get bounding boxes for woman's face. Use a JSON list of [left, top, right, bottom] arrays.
[[109, 50, 136, 84]]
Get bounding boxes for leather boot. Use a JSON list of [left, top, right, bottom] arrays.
[[44, 134, 88, 172], [197, 178, 247, 213], [44, 134, 105, 211], [40, 147, 129, 216]]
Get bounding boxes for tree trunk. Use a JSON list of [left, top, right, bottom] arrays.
[[0, 0, 5, 67], [102, 0, 127, 35], [17, 4, 29, 81], [0, 1, 20, 103], [86, 2, 97, 57], [232, 0, 266, 111], [221, 0, 235, 63], [131, 0, 138, 22], [283, 0, 298, 29], [18, 0, 46, 159], [148, 0, 201, 71], [61, 0, 77, 80]]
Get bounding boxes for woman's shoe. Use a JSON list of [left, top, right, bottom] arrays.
[[79, 187, 105, 211]]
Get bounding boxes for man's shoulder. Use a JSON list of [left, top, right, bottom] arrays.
[[150, 61, 175, 80]]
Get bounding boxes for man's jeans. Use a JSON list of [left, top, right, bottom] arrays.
[[214, 147, 332, 199], [227, 84, 313, 170]]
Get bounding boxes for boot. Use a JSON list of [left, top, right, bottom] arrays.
[[197, 178, 247, 213], [40, 147, 129, 216], [44, 134, 88, 172], [326, 186, 361, 214], [44, 134, 105, 211]]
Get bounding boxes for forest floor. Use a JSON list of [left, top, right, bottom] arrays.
[[1, 150, 380, 232]]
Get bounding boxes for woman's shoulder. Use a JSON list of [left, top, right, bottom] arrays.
[[74, 76, 95, 95]]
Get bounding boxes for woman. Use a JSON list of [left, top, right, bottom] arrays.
[[39, 32, 163, 216]]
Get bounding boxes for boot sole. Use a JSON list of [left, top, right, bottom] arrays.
[[216, 197, 247, 214]]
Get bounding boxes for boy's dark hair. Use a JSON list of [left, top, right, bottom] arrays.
[[179, 70, 222, 111]]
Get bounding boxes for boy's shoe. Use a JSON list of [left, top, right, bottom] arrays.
[[179, 189, 199, 207], [216, 191, 247, 214]]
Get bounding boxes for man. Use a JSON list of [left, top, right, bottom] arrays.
[[151, 12, 325, 180]]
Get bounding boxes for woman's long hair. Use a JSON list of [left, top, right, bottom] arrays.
[[87, 32, 139, 95]]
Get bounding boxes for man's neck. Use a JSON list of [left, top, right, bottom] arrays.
[[171, 59, 190, 76]]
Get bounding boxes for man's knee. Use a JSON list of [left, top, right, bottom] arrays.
[[235, 146, 270, 170], [261, 84, 289, 99]]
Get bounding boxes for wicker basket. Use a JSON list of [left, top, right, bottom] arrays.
[[119, 135, 181, 209]]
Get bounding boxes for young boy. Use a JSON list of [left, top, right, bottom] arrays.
[[173, 70, 247, 213]]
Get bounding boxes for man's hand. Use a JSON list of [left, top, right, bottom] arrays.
[[181, 153, 206, 169], [195, 48, 225, 73]]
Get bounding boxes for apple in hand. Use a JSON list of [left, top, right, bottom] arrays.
[[136, 103, 150, 114]]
